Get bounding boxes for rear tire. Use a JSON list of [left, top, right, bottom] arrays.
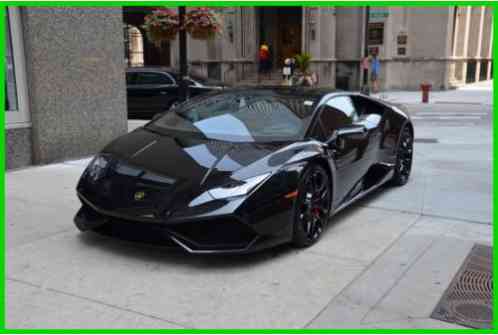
[[292, 164, 332, 248], [391, 126, 413, 186]]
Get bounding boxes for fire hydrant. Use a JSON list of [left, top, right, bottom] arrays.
[[420, 83, 432, 103]]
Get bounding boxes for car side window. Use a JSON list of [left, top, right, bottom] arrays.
[[308, 118, 327, 142], [351, 95, 385, 117], [135, 72, 174, 85], [317, 96, 359, 139], [126, 73, 137, 85]]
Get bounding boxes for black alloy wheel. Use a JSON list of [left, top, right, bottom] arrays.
[[391, 126, 413, 186], [292, 164, 331, 247]]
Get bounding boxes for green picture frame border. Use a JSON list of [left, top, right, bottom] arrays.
[[0, 2, 495, 333]]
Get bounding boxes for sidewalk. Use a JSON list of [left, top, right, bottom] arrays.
[[6, 158, 492, 329], [371, 80, 493, 106]]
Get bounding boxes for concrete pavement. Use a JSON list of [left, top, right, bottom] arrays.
[[6, 84, 492, 329], [371, 80, 493, 106]]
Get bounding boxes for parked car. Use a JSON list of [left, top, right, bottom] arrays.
[[126, 67, 224, 119], [75, 87, 413, 254]]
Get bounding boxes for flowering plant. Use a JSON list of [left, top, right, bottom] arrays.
[[142, 9, 180, 46], [184, 7, 223, 40]]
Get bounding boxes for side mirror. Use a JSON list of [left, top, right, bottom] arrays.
[[359, 114, 382, 130], [326, 125, 367, 149]]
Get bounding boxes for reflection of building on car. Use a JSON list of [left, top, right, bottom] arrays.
[[75, 88, 414, 254], [126, 67, 225, 119]]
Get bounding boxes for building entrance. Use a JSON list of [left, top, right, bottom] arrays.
[[258, 7, 302, 69]]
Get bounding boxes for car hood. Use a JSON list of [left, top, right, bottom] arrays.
[[78, 128, 313, 219], [102, 128, 293, 187]]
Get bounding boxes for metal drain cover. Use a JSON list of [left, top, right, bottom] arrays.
[[431, 244, 492, 329]]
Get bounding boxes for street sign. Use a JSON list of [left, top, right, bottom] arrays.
[[369, 8, 389, 23]]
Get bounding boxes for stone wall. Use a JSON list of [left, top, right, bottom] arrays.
[[21, 7, 127, 164]]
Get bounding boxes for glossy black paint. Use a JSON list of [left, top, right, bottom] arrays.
[[75, 87, 413, 254], [126, 67, 224, 119]]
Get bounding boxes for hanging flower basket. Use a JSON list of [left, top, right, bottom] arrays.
[[184, 7, 223, 40], [143, 9, 180, 46]]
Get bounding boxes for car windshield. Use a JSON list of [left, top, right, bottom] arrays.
[[148, 92, 317, 142]]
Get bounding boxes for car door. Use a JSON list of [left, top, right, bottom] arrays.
[[351, 95, 386, 163], [317, 95, 370, 204], [126, 71, 177, 118]]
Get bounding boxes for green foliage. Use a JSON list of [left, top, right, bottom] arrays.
[[294, 53, 312, 74]]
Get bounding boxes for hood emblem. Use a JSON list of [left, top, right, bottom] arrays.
[[134, 191, 146, 201]]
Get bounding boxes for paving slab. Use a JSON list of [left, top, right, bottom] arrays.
[[6, 164, 83, 208], [7, 197, 78, 249], [362, 235, 475, 322], [7, 231, 365, 328], [308, 214, 492, 329], [7, 280, 183, 329], [307, 206, 419, 263]]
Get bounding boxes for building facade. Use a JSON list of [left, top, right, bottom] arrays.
[[6, 7, 128, 169], [124, 6, 493, 90], [4, 6, 493, 169]]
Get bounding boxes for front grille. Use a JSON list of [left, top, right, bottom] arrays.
[[94, 220, 178, 248], [169, 218, 257, 250]]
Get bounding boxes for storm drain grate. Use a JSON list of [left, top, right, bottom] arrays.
[[414, 138, 439, 143], [431, 244, 492, 329]]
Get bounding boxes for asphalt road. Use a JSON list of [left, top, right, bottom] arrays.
[[6, 101, 492, 329]]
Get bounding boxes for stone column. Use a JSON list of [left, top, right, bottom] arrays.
[[474, 6, 486, 82], [460, 6, 472, 83], [21, 7, 127, 164], [487, 12, 493, 80]]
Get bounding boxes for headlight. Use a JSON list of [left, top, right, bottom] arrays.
[[208, 173, 271, 200], [188, 173, 271, 207], [86, 154, 110, 182]]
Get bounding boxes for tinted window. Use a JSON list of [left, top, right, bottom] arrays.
[[326, 96, 358, 122], [309, 120, 327, 142], [351, 95, 385, 116], [126, 72, 137, 85], [149, 93, 315, 142], [318, 96, 358, 138], [134, 72, 174, 85]]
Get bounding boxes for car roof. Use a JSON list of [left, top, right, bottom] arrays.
[[126, 67, 220, 83]]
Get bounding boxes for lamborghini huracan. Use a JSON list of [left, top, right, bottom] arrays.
[[74, 88, 414, 253]]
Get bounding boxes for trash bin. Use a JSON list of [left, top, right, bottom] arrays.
[[420, 83, 432, 103]]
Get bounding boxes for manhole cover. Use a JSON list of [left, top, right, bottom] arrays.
[[431, 244, 492, 329], [414, 138, 439, 143]]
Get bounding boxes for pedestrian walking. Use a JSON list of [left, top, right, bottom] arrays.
[[370, 52, 381, 93]]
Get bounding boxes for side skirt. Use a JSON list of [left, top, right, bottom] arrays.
[[331, 168, 394, 217]]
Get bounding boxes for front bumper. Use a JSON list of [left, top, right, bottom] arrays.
[[74, 197, 292, 254]]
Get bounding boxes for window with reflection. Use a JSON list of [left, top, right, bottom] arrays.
[[6, 11, 18, 112], [149, 92, 316, 142], [318, 96, 359, 138]]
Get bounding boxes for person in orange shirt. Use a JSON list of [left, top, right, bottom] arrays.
[[259, 42, 271, 73]]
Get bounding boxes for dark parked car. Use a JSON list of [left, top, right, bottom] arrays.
[[126, 67, 224, 119], [75, 88, 413, 254]]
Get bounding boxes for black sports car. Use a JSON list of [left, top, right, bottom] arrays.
[[126, 67, 224, 119], [75, 88, 413, 254]]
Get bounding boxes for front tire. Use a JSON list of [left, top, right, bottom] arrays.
[[391, 125, 413, 186], [292, 164, 332, 248]]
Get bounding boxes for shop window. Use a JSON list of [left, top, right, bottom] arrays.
[[479, 61, 489, 81], [5, 7, 30, 127], [125, 25, 144, 67]]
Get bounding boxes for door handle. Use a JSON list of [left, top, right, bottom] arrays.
[[160, 91, 167, 95]]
